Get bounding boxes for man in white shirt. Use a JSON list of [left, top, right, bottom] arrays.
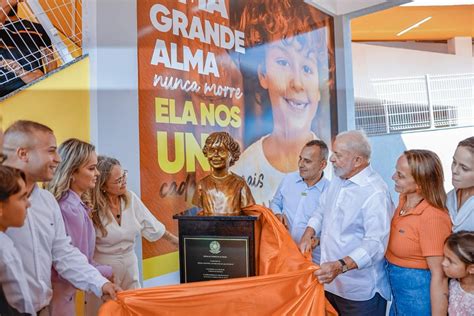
[[2, 120, 119, 314], [270, 140, 329, 264], [299, 130, 394, 316]]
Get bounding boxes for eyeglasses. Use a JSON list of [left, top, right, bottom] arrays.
[[113, 170, 128, 185], [0, 153, 7, 164]]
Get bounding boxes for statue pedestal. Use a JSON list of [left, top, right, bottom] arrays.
[[173, 208, 259, 283]]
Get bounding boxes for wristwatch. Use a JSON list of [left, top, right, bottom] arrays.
[[338, 259, 349, 273]]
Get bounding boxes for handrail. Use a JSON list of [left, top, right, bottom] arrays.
[[356, 73, 474, 135]]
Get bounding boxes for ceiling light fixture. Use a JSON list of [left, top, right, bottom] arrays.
[[396, 16, 432, 36]]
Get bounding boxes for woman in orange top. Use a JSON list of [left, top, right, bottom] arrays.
[[386, 150, 452, 316]]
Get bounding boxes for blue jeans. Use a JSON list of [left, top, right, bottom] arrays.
[[386, 261, 431, 316]]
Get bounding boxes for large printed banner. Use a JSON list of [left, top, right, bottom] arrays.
[[138, 0, 335, 259]]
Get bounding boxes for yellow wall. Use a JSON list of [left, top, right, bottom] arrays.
[[143, 251, 179, 280], [0, 57, 90, 143]]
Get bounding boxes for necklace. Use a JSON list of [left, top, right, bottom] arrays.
[[111, 202, 122, 221], [399, 198, 423, 216], [399, 207, 409, 216]]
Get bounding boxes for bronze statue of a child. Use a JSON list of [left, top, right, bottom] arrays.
[[192, 132, 255, 215]]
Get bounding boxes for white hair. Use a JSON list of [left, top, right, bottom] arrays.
[[336, 130, 371, 159]]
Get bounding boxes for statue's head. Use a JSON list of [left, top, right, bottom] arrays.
[[202, 132, 241, 169]]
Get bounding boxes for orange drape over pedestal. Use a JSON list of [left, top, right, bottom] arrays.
[[99, 205, 336, 315]]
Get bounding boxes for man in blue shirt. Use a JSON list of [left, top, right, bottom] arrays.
[[270, 140, 329, 264]]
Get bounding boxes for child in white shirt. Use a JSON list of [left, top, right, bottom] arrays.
[[0, 166, 35, 315]]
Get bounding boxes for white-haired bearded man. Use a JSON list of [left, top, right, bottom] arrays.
[[299, 130, 394, 316]]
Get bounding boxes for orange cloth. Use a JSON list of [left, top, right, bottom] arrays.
[[386, 197, 452, 269], [99, 205, 337, 315]]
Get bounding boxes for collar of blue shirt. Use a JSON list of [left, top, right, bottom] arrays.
[[295, 172, 328, 192]]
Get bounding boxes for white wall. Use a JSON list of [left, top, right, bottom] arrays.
[[362, 41, 449, 54], [83, 0, 140, 185], [352, 41, 474, 99], [352, 42, 473, 200], [83, 0, 144, 283], [362, 41, 474, 56], [369, 126, 474, 202]]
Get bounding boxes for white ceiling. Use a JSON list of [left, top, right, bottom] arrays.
[[403, 0, 473, 6], [304, 0, 413, 16]]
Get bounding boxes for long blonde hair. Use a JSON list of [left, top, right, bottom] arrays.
[[91, 156, 129, 237], [404, 149, 446, 210], [47, 138, 96, 206]]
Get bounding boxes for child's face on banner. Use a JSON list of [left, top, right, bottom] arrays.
[[258, 37, 321, 131]]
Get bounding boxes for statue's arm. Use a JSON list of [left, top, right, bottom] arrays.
[[240, 181, 255, 207], [191, 182, 202, 207]]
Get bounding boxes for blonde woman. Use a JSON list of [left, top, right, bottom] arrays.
[[86, 156, 178, 315], [47, 139, 113, 315], [447, 136, 474, 232], [387, 150, 452, 316]]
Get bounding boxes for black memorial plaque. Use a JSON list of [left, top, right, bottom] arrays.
[[174, 208, 258, 283], [183, 236, 249, 282]]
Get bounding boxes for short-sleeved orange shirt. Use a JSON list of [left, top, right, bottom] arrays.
[[386, 196, 452, 269]]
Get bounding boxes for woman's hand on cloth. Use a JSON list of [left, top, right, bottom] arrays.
[[101, 282, 122, 301]]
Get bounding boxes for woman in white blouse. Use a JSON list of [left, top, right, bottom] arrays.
[[85, 156, 178, 315], [447, 137, 474, 232]]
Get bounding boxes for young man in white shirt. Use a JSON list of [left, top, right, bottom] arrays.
[[2, 120, 120, 314], [299, 130, 394, 316], [270, 140, 329, 264]]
